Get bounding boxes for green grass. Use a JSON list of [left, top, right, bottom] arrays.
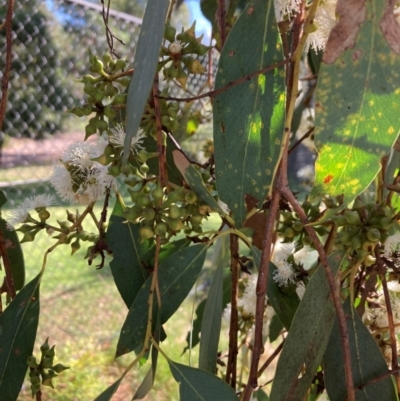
[[3, 198, 222, 401]]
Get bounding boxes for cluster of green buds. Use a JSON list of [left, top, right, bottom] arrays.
[[140, 88, 180, 139], [17, 207, 51, 243], [124, 178, 211, 243], [69, 51, 131, 139], [27, 338, 69, 396], [277, 199, 328, 246], [160, 22, 211, 90], [333, 200, 399, 265]]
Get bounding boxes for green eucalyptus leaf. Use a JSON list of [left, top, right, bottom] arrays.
[[270, 252, 346, 401], [312, 0, 400, 206], [123, 0, 169, 163], [0, 274, 41, 400], [324, 299, 396, 401], [116, 244, 207, 357], [107, 198, 152, 308], [94, 377, 123, 401], [0, 218, 25, 291], [199, 250, 226, 372], [251, 246, 299, 329], [214, 0, 285, 224], [168, 360, 238, 400]]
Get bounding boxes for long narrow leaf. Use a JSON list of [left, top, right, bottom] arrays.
[[123, 0, 169, 163], [0, 274, 41, 400], [168, 360, 238, 401], [324, 300, 396, 401], [270, 252, 346, 401], [214, 0, 285, 224]]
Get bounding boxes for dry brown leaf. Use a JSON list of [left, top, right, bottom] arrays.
[[323, 0, 367, 64], [380, 0, 400, 54]]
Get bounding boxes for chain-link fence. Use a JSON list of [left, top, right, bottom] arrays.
[[0, 1, 215, 398]]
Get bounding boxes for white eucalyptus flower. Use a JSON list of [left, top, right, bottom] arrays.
[[384, 232, 400, 256], [273, 261, 297, 286], [168, 40, 184, 54], [109, 124, 146, 155], [50, 141, 114, 204], [274, 0, 302, 20], [238, 275, 259, 316], [6, 194, 57, 229], [304, 0, 338, 53]]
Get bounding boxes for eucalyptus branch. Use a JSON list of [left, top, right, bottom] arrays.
[[0, 227, 16, 299], [226, 234, 239, 388], [157, 59, 289, 103], [257, 339, 285, 378], [377, 248, 400, 388], [0, 0, 15, 132], [242, 187, 281, 401]]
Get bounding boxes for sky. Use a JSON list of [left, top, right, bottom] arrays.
[[186, 0, 212, 41]]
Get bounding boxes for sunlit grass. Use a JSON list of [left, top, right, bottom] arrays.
[[8, 199, 223, 400]]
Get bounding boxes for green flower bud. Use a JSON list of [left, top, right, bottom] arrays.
[[166, 217, 185, 232], [114, 58, 127, 71], [185, 191, 197, 204], [109, 164, 121, 177], [302, 235, 313, 246], [191, 213, 203, 227], [192, 43, 210, 56], [151, 182, 164, 201], [292, 221, 303, 232], [43, 356, 54, 369], [142, 207, 156, 221], [91, 58, 104, 73], [71, 239, 81, 255], [78, 231, 90, 241], [363, 255, 376, 266], [332, 215, 347, 226], [85, 122, 97, 138], [367, 228, 381, 242], [164, 24, 176, 43], [169, 205, 181, 219], [140, 163, 149, 174], [139, 226, 155, 242], [52, 363, 70, 374], [27, 356, 39, 369], [45, 345, 56, 358], [284, 227, 295, 238], [40, 338, 50, 354], [83, 82, 96, 97], [103, 52, 112, 65], [30, 374, 41, 386], [111, 93, 128, 105], [93, 90, 104, 103], [104, 105, 117, 119], [137, 194, 151, 207], [351, 236, 362, 251], [344, 210, 361, 226], [154, 222, 168, 237]]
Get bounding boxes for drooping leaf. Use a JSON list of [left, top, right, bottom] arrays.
[[123, 0, 169, 163], [199, 244, 227, 372], [173, 150, 227, 216], [116, 244, 207, 357], [0, 218, 25, 291], [311, 0, 400, 206], [0, 189, 7, 208], [214, 0, 285, 225], [94, 377, 123, 401], [324, 299, 396, 401], [269, 314, 284, 343], [0, 274, 41, 400], [251, 246, 299, 329], [168, 360, 238, 401], [269, 252, 346, 401], [107, 198, 152, 308]]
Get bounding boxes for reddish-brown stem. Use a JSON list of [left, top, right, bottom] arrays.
[[0, 0, 15, 132], [152, 75, 168, 186], [242, 188, 281, 400], [217, 0, 227, 48], [157, 60, 289, 103], [226, 234, 239, 388], [35, 389, 42, 401], [281, 187, 355, 401], [288, 126, 315, 154], [377, 248, 400, 392], [257, 339, 285, 378], [0, 227, 16, 299]]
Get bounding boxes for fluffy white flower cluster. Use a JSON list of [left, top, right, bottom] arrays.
[[272, 241, 306, 299], [304, 0, 338, 53], [109, 124, 146, 156], [50, 141, 113, 205], [274, 0, 338, 53], [223, 275, 276, 339], [384, 232, 400, 257], [6, 194, 57, 229]]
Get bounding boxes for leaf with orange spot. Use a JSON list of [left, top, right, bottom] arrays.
[[312, 0, 400, 206]]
